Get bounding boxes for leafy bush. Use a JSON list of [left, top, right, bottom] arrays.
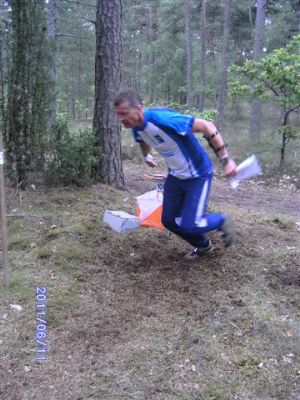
[[147, 101, 218, 121], [45, 119, 99, 186]]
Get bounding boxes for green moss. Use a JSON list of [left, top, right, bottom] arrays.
[[5, 269, 37, 302], [7, 218, 25, 234], [37, 246, 52, 259], [8, 236, 31, 250], [59, 240, 92, 262], [260, 215, 295, 230], [68, 215, 99, 236], [44, 228, 63, 240], [202, 386, 230, 400]]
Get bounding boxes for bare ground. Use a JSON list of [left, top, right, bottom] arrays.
[[0, 160, 299, 400]]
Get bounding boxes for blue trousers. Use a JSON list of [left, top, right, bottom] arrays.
[[161, 173, 225, 247]]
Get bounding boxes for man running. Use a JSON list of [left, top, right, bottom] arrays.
[[114, 88, 237, 260]]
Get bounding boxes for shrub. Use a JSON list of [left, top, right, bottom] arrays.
[[147, 101, 218, 121], [45, 120, 99, 186]]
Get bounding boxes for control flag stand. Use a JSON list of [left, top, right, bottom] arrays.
[[136, 173, 166, 230], [103, 173, 167, 234]]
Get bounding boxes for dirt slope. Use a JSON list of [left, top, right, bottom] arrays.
[[124, 162, 300, 218], [0, 161, 299, 400]]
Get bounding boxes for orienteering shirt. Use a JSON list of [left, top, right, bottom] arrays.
[[132, 107, 212, 179]]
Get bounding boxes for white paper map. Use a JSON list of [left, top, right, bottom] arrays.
[[230, 154, 262, 189]]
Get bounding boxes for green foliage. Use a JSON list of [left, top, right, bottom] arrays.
[[277, 125, 299, 140], [148, 101, 218, 120], [45, 120, 99, 187], [2, 0, 300, 183], [55, 1, 96, 120], [230, 35, 300, 111], [193, 108, 219, 121], [230, 35, 300, 166]]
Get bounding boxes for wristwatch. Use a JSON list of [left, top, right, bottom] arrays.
[[219, 155, 230, 167]]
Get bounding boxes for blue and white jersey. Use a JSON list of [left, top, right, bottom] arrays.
[[132, 107, 212, 179]]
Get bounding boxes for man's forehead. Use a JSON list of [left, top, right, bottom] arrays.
[[115, 100, 132, 110]]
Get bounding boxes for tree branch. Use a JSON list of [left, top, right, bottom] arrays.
[[290, 103, 300, 113], [286, 103, 300, 115], [63, 0, 96, 8], [260, 78, 280, 97], [82, 16, 96, 25], [56, 33, 87, 38], [248, 5, 254, 30]]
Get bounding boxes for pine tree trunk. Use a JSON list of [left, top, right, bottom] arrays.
[[216, 0, 231, 130], [78, 38, 82, 121], [93, 0, 124, 188], [137, 50, 144, 95], [199, 0, 206, 112], [47, 0, 58, 126], [3, 18, 10, 146], [249, 0, 266, 141], [291, 0, 300, 36], [184, 0, 193, 107], [148, 4, 156, 104], [7, 0, 50, 187], [0, 26, 5, 123]]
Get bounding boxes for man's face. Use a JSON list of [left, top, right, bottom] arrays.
[[115, 100, 144, 129]]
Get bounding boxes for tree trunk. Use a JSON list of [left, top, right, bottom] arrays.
[[137, 49, 144, 95], [93, 0, 124, 188], [3, 17, 10, 146], [290, 0, 300, 36], [249, 0, 266, 141], [7, 0, 49, 187], [0, 26, 5, 123], [280, 110, 292, 168], [78, 37, 82, 120], [47, 0, 58, 126], [147, 4, 156, 104], [199, 0, 206, 112], [216, 0, 231, 130], [184, 0, 193, 107]]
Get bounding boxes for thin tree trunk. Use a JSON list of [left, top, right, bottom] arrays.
[[0, 27, 5, 122], [47, 0, 58, 126], [93, 0, 124, 187], [216, 0, 231, 130], [0, 131, 9, 287], [249, 0, 266, 141], [199, 0, 206, 112], [3, 18, 10, 146], [138, 50, 144, 95], [78, 37, 82, 120], [291, 0, 300, 36], [184, 0, 193, 107], [148, 4, 156, 103], [279, 109, 293, 168]]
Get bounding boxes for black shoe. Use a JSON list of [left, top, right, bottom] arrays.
[[184, 240, 213, 261], [220, 214, 235, 247]]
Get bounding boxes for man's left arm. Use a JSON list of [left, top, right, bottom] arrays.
[[192, 118, 237, 177]]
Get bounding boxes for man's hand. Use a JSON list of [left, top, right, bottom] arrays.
[[223, 158, 237, 177], [144, 153, 157, 168]]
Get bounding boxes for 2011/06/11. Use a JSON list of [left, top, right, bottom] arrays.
[[36, 287, 47, 361]]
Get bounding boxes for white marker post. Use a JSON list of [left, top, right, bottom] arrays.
[[0, 131, 9, 287]]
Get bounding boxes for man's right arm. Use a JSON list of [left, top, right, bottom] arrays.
[[139, 143, 157, 167], [192, 118, 237, 177]]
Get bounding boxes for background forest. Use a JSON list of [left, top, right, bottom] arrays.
[[0, 0, 299, 188], [0, 2, 300, 399]]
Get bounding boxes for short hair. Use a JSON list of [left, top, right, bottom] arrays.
[[114, 88, 143, 108]]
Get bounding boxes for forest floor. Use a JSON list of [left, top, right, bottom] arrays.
[[0, 160, 300, 400]]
